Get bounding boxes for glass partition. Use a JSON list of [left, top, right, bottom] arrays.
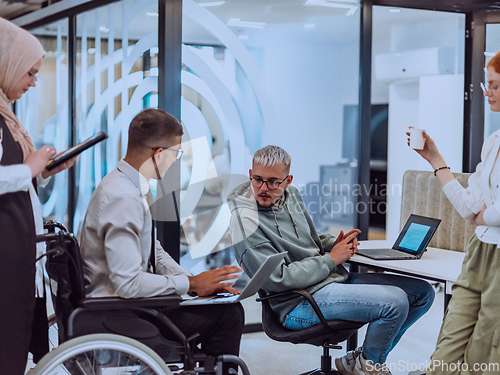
[[73, 0, 159, 233], [180, 0, 361, 269], [485, 23, 500, 138], [21, 20, 70, 227], [372, 6, 465, 241]]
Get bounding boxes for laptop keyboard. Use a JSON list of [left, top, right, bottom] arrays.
[[361, 248, 416, 259], [209, 294, 240, 303]]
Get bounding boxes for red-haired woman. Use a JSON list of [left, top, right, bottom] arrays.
[[409, 51, 500, 374]]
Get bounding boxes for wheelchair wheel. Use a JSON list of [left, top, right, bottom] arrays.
[[29, 333, 172, 375]]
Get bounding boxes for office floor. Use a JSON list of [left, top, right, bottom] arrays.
[[28, 228, 439, 375], [239, 287, 444, 375], [25, 289, 443, 375]]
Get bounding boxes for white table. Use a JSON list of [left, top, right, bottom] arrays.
[[345, 240, 466, 350]]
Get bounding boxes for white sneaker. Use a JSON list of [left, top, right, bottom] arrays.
[[352, 353, 392, 375], [334, 347, 363, 375]]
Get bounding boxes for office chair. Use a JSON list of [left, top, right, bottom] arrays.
[[257, 290, 366, 375], [32, 221, 250, 375]]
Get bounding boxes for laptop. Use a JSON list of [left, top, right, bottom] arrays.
[[180, 252, 287, 306], [356, 214, 441, 260]]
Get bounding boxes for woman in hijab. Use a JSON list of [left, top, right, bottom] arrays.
[[0, 17, 74, 374]]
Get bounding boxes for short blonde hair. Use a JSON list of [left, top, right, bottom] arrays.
[[252, 145, 292, 172]]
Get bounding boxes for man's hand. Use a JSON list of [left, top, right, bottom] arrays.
[[329, 231, 360, 266], [187, 265, 242, 297], [218, 286, 241, 295], [333, 229, 361, 246]]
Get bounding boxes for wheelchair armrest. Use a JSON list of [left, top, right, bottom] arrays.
[[80, 295, 182, 310], [257, 289, 337, 337]]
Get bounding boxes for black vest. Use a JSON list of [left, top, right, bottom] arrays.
[[0, 115, 39, 374]]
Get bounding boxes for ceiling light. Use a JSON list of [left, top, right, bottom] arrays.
[[227, 18, 266, 29], [99, 26, 109, 32], [304, 24, 316, 28], [198, 1, 225, 6], [238, 35, 249, 40], [305, 0, 358, 16], [146, 12, 159, 17], [389, 8, 401, 13]]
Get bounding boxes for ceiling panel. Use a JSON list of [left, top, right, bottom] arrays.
[[0, 0, 47, 20]]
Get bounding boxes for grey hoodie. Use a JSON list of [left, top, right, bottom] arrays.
[[228, 181, 349, 323]]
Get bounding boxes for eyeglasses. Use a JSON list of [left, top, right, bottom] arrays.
[[152, 146, 183, 160], [28, 70, 39, 82], [250, 175, 289, 190], [481, 82, 500, 96]]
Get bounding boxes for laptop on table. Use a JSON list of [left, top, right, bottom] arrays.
[[356, 214, 441, 260], [180, 252, 287, 306]]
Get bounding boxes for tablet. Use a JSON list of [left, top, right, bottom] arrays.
[[45, 132, 108, 171]]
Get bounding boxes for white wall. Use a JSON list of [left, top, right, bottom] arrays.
[[258, 36, 360, 187], [386, 74, 464, 241]]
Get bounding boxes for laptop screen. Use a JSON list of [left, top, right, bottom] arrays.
[[393, 214, 441, 255]]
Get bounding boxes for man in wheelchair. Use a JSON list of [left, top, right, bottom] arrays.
[[79, 109, 244, 375]]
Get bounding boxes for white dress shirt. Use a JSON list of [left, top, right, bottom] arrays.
[[442, 129, 500, 246], [80, 159, 190, 299], [0, 140, 50, 297]]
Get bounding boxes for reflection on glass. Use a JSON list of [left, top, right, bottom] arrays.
[[73, 0, 159, 234], [21, 20, 70, 227], [180, 0, 361, 268]]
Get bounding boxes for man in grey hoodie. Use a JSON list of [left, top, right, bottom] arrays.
[[228, 145, 435, 375]]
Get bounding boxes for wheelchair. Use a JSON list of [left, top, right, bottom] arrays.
[[29, 221, 250, 375]]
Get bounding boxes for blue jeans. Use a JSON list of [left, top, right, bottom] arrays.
[[283, 272, 435, 364]]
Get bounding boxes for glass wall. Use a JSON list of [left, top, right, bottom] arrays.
[[21, 20, 70, 227], [73, 0, 159, 233], [372, 6, 465, 242], [485, 24, 500, 137], [179, 0, 361, 271]]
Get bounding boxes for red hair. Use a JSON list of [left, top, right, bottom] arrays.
[[487, 51, 500, 74]]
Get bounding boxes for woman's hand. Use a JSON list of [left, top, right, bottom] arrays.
[[24, 145, 56, 178], [41, 150, 77, 179], [406, 127, 446, 169], [469, 209, 487, 226]]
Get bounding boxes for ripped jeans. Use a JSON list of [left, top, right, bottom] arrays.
[[283, 272, 435, 364]]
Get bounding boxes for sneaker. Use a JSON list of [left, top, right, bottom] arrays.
[[334, 347, 363, 375], [352, 353, 392, 375]]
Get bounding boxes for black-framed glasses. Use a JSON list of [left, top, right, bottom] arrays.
[[152, 146, 183, 160], [250, 175, 289, 190], [28, 70, 39, 82]]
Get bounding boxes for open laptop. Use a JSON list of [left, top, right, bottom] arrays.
[[180, 252, 287, 306], [356, 214, 441, 260]]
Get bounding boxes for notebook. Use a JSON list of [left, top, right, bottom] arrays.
[[180, 252, 287, 306], [356, 214, 441, 260]]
